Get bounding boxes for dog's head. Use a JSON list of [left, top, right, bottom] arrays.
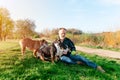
[[53, 39, 69, 57], [54, 39, 68, 49], [39, 39, 48, 48]]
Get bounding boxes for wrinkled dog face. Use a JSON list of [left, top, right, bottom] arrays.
[[54, 43, 63, 57], [40, 39, 48, 46], [54, 40, 69, 57]]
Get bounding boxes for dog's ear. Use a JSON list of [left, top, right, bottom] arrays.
[[41, 39, 48, 44], [54, 38, 58, 42], [53, 38, 59, 43], [41, 39, 45, 42]]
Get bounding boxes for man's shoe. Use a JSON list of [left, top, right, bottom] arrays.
[[76, 61, 84, 65], [97, 66, 105, 73]]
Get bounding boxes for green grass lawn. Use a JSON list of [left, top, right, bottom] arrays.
[[0, 40, 19, 51], [0, 40, 120, 80]]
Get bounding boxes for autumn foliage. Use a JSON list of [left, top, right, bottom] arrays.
[[40, 28, 120, 48], [103, 31, 120, 48], [1, 7, 120, 48]]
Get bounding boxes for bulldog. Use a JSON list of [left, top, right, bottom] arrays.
[[37, 39, 70, 63]]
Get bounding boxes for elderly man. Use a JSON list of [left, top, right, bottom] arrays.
[[57, 28, 105, 73]]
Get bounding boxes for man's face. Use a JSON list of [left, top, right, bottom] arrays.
[[58, 29, 66, 39]]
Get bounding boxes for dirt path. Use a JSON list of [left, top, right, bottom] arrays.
[[76, 46, 120, 59]]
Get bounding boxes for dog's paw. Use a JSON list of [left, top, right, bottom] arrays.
[[37, 56, 40, 59]]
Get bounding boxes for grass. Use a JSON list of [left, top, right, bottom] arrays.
[[0, 39, 19, 51], [0, 40, 120, 80]]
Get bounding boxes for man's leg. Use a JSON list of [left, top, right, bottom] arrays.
[[69, 54, 105, 72], [60, 56, 76, 64], [69, 54, 97, 69]]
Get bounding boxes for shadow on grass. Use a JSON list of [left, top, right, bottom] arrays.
[[0, 48, 120, 80]]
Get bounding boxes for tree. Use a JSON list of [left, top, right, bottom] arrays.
[[67, 28, 83, 35], [15, 19, 36, 38], [0, 8, 14, 41]]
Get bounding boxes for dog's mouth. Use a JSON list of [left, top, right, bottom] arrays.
[[39, 43, 48, 49]]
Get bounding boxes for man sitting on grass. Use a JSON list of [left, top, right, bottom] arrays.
[[57, 28, 105, 73]]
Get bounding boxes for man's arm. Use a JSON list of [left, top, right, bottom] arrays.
[[67, 38, 78, 55], [68, 39, 76, 51]]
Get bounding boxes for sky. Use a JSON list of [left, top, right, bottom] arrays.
[[0, 0, 120, 33]]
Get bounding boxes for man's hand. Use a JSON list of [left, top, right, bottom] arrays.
[[62, 50, 68, 54], [62, 49, 69, 54], [71, 51, 78, 55]]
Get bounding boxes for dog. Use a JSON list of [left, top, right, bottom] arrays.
[[36, 41, 58, 63], [37, 39, 70, 63], [19, 38, 48, 57]]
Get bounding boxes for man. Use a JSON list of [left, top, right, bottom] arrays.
[[58, 28, 105, 73]]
